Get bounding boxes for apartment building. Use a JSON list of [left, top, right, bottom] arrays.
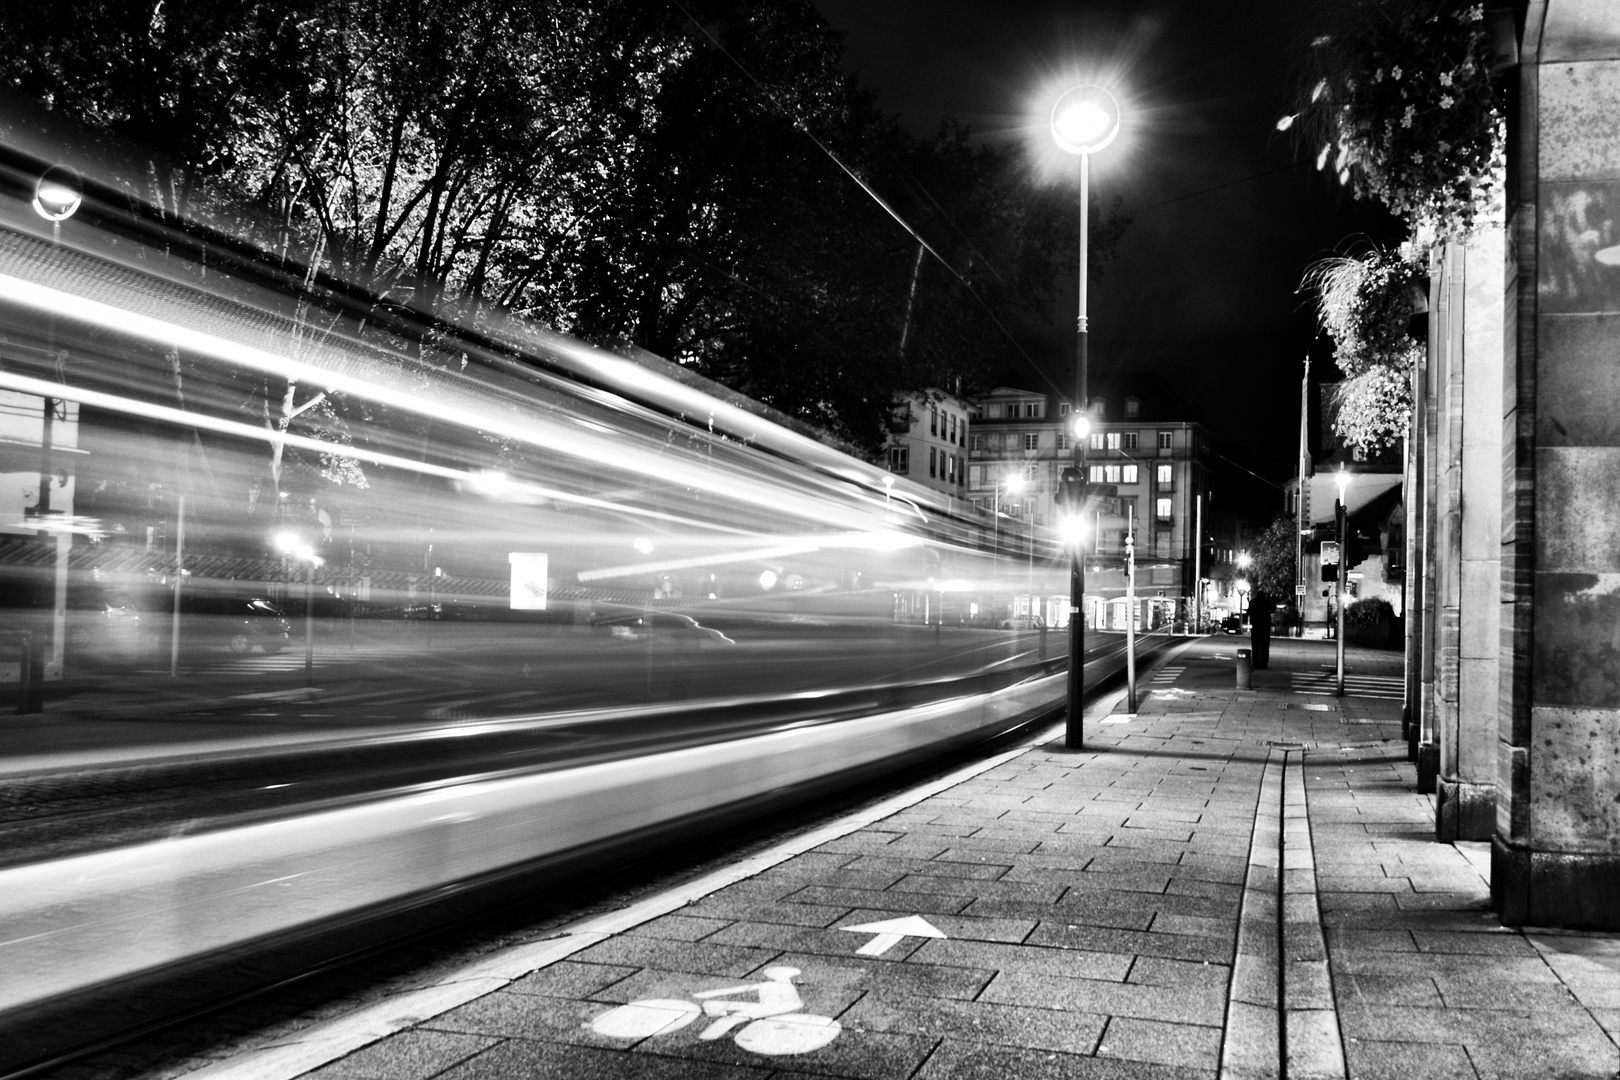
[[882, 389, 971, 500]]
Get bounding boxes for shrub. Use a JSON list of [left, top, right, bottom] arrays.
[[1346, 596, 1396, 627]]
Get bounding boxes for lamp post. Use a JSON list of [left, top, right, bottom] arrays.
[[1051, 83, 1121, 749], [1334, 468, 1351, 696], [19, 168, 83, 712]]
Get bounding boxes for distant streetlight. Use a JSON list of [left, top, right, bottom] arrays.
[[1334, 468, 1352, 696], [275, 531, 323, 686], [1050, 83, 1121, 749]]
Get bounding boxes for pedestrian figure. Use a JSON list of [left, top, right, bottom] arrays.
[[1249, 588, 1272, 670]]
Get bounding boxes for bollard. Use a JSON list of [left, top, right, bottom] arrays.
[[1235, 647, 1252, 690]]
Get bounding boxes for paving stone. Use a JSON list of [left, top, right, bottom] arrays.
[[570, 936, 782, 978], [1026, 923, 1233, 965], [907, 938, 1133, 981], [682, 898, 852, 929], [980, 971, 1227, 1026], [916, 1037, 1214, 1079], [1095, 1015, 1222, 1071], [304, 1030, 500, 1080], [435, 1039, 770, 1080], [1125, 957, 1231, 990], [625, 914, 734, 942], [784, 885, 973, 916], [504, 960, 639, 999], [841, 855, 1010, 881], [839, 990, 1106, 1056], [1339, 1038, 1479, 1080]]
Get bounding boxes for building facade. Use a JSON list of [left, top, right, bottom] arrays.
[[966, 385, 1213, 630], [882, 389, 971, 501]]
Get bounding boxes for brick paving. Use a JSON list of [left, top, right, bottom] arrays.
[[139, 637, 1620, 1080]]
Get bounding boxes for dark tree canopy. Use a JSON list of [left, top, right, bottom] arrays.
[[1, 0, 1121, 451]]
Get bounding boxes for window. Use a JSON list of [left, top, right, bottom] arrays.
[[1057, 433, 1070, 451], [958, 466, 965, 487], [888, 446, 909, 473], [1059, 402, 1071, 415], [1106, 432, 1121, 450], [930, 407, 938, 436], [1156, 464, 1173, 486], [1090, 433, 1105, 450], [1089, 465, 1104, 483], [1122, 465, 1139, 484], [929, 447, 937, 477], [1157, 431, 1172, 450], [1024, 433, 1040, 451], [1156, 497, 1173, 521], [1104, 465, 1122, 483], [1125, 397, 1140, 419], [1022, 401, 1042, 418], [1123, 432, 1139, 450], [969, 433, 984, 452], [950, 414, 958, 443]]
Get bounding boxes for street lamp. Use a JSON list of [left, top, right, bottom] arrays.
[[1334, 468, 1352, 695], [19, 168, 83, 711], [1051, 83, 1121, 749]]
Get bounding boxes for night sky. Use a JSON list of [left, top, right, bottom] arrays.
[[815, 0, 1404, 493]]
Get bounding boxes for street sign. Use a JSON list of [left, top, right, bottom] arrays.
[[1320, 541, 1340, 565]]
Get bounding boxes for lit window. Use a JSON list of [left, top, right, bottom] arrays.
[[1090, 433, 1105, 450], [1122, 465, 1138, 484], [1156, 497, 1172, 520], [1156, 464, 1173, 485], [1157, 431, 1172, 450], [1024, 433, 1040, 450], [1106, 433, 1121, 450], [1123, 432, 1139, 450], [1104, 465, 1122, 483], [889, 447, 909, 473], [1089, 465, 1104, 483]]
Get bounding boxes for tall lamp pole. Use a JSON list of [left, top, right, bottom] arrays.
[[1335, 468, 1351, 696], [1051, 84, 1121, 749]]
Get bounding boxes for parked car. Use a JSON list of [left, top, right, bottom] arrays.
[[180, 595, 292, 654], [1220, 613, 1244, 635]]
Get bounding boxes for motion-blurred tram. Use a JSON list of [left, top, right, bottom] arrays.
[[0, 132, 1164, 1073]]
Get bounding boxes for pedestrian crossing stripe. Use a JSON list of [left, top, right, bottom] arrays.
[[1150, 666, 1185, 685], [1290, 671, 1403, 699]]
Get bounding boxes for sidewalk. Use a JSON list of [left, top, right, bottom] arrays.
[[146, 636, 1620, 1080]]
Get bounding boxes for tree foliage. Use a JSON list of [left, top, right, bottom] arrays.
[[1278, 0, 1504, 239], [1249, 515, 1300, 605], [1302, 247, 1419, 453], [1, 0, 1106, 452]]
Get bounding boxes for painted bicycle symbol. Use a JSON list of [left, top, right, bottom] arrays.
[[589, 966, 840, 1056]]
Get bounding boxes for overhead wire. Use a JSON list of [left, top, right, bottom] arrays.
[[668, 0, 1065, 398]]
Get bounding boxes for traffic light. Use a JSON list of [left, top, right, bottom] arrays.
[[1056, 472, 1117, 514], [1345, 527, 1374, 570], [1321, 540, 1339, 582]]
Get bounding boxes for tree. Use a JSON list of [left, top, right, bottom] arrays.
[[1, 0, 1115, 454], [1248, 515, 1300, 607]]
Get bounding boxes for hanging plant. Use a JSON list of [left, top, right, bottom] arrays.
[[1278, 0, 1503, 238], [1304, 247, 1421, 452]]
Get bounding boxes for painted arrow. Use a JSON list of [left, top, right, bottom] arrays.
[[838, 915, 947, 956]]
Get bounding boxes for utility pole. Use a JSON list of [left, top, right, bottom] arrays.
[[1125, 505, 1137, 711]]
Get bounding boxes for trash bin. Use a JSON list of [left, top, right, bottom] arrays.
[[1235, 647, 1252, 690]]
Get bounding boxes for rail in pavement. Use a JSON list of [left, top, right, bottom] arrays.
[[105, 638, 1619, 1080]]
